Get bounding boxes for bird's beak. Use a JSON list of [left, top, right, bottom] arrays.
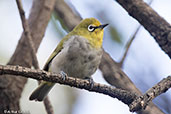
[[98, 24, 109, 29]]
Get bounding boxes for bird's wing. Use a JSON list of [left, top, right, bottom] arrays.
[[43, 36, 69, 71]]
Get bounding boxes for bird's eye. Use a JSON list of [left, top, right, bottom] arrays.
[[88, 25, 95, 32]]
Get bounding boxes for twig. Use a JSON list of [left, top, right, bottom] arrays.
[[16, 0, 54, 114], [0, 64, 137, 106], [16, 0, 39, 69], [129, 76, 171, 112], [44, 97, 54, 114], [119, 25, 141, 67], [118, 0, 153, 67], [116, 0, 171, 58]]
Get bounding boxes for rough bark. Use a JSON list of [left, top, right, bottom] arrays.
[[0, 65, 138, 106], [0, 0, 55, 112], [0, 65, 170, 113], [16, 0, 54, 113], [129, 76, 171, 112], [116, 0, 171, 58]]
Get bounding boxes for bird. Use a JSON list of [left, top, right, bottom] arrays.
[[29, 18, 108, 101]]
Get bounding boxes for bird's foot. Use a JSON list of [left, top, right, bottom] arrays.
[[60, 71, 67, 81], [84, 77, 94, 90]]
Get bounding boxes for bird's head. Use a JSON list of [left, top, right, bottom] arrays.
[[71, 18, 108, 48]]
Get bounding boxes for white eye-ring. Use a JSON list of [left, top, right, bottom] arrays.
[[88, 25, 95, 32]]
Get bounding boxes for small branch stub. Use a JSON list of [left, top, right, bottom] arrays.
[[129, 76, 171, 112]]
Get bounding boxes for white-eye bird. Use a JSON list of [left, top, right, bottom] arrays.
[[29, 18, 108, 101]]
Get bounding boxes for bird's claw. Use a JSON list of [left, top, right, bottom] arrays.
[[60, 71, 67, 81], [84, 77, 94, 89]]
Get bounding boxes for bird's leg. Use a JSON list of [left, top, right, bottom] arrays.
[[84, 77, 94, 90], [60, 71, 67, 81]]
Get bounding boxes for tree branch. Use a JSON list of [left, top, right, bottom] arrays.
[[118, 0, 154, 67], [0, 65, 137, 106], [43, 98, 54, 114], [16, 0, 54, 114], [118, 25, 141, 67], [129, 76, 171, 112], [100, 51, 164, 114], [16, 0, 39, 69], [54, 0, 81, 31], [0, 0, 55, 113], [116, 0, 171, 58], [0, 65, 170, 113]]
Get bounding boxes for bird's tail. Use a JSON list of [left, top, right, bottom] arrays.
[[29, 82, 55, 101]]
